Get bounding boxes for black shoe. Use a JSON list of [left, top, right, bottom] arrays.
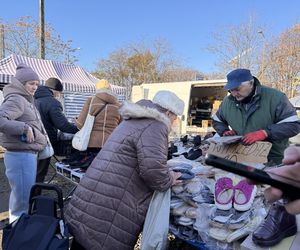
[[62, 151, 85, 164], [252, 202, 297, 246], [80, 153, 97, 170]]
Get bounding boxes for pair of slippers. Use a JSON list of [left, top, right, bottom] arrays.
[[214, 177, 257, 211]]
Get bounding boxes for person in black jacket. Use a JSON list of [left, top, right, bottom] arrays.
[[34, 78, 78, 183]]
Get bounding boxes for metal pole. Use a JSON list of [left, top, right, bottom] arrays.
[[0, 24, 5, 59], [39, 0, 45, 59]]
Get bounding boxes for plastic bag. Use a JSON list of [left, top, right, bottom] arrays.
[[38, 141, 54, 160], [140, 189, 171, 250]]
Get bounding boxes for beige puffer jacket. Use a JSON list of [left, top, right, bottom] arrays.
[[65, 100, 174, 250], [75, 89, 121, 148], [0, 78, 47, 152]]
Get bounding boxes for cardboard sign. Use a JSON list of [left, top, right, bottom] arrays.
[[207, 141, 272, 164]]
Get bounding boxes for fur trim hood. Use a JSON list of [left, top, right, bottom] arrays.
[[119, 100, 171, 130]]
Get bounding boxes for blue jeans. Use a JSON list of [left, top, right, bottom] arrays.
[[4, 151, 37, 223]]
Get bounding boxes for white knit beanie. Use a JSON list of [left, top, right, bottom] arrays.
[[152, 90, 184, 116]]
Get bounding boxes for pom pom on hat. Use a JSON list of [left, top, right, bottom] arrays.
[[96, 79, 111, 90], [15, 64, 39, 85], [153, 90, 184, 116], [45, 78, 63, 92]]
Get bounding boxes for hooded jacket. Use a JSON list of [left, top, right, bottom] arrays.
[[34, 86, 78, 148], [75, 89, 121, 148], [65, 100, 174, 250], [0, 78, 47, 152]]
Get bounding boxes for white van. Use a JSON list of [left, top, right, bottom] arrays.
[[131, 79, 228, 136]]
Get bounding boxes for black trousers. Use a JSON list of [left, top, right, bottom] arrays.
[[36, 157, 51, 183]]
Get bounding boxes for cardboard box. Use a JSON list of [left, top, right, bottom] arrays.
[[213, 100, 221, 110], [202, 120, 212, 128], [241, 233, 300, 250]]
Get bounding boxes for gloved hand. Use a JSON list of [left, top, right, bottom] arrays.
[[242, 130, 268, 145], [223, 130, 237, 136]]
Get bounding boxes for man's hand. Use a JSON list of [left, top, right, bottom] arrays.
[[282, 146, 300, 165], [264, 164, 300, 214], [223, 130, 236, 136], [242, 130, 268, 145]]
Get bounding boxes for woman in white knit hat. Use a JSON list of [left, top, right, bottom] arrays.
[[65, 90, 184, 250]]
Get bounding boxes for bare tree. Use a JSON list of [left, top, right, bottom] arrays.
[[264, 23, 300, 97], [207, 15, 265, 75], [205, 71, 226, 80], [159, 68, 204, 82], [1, 16, 78, 64], [93, 39, 199, 97]]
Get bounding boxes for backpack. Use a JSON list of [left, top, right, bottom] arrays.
[[2, 183, 69, 250]]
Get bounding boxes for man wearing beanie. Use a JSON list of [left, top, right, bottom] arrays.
[[212, 68, 300, 247], [34, 77, 78, 183]]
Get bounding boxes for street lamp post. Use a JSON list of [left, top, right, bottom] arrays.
[[39, 0, 45, 59], [258, 30, 265, 82]]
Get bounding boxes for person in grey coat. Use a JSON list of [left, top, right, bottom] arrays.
[[65, 90, 184, 250], [0, 64, 47, 223]]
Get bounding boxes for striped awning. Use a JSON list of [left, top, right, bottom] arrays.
[[0, 54, 126, 96]]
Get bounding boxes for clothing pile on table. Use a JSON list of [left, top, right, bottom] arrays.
[[168, 135, 268, 250]]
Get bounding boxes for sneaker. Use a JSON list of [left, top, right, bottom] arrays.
[[233, 179, 257, 212], [214, 177, 234, 210]]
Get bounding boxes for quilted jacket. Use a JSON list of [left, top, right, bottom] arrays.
[[65, 99, 174, 250]]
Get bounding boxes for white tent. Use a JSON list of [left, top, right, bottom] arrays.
[[0, 54, 126, 94], [0, 54, 126, 118]]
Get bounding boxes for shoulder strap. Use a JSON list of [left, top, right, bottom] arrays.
[[94, 104, 107, 117], [89, 96, 107, 117]]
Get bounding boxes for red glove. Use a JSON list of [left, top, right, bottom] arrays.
[[223, 130, 237, 136], [242, 130, 268, 145]]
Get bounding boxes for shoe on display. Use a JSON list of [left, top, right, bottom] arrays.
[[69, 152, 90, 167], [80, 153, 97, 170], [233, 179, 257, 211], [214, 177, 234, 210], [185, 148, 202, 160], [62, 150, 84, 164], [252, 202, 297, 247]]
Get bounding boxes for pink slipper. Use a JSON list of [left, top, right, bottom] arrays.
[[233, 179, 257, 211], [214, 177, 234, 210]]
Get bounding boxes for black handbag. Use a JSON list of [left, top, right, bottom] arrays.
[[2, 183, 69, 250]]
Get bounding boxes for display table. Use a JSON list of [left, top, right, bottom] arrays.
[[55, 162, 85, 184]]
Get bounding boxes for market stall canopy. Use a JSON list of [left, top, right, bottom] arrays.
[[0, 54, 126, 96]]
